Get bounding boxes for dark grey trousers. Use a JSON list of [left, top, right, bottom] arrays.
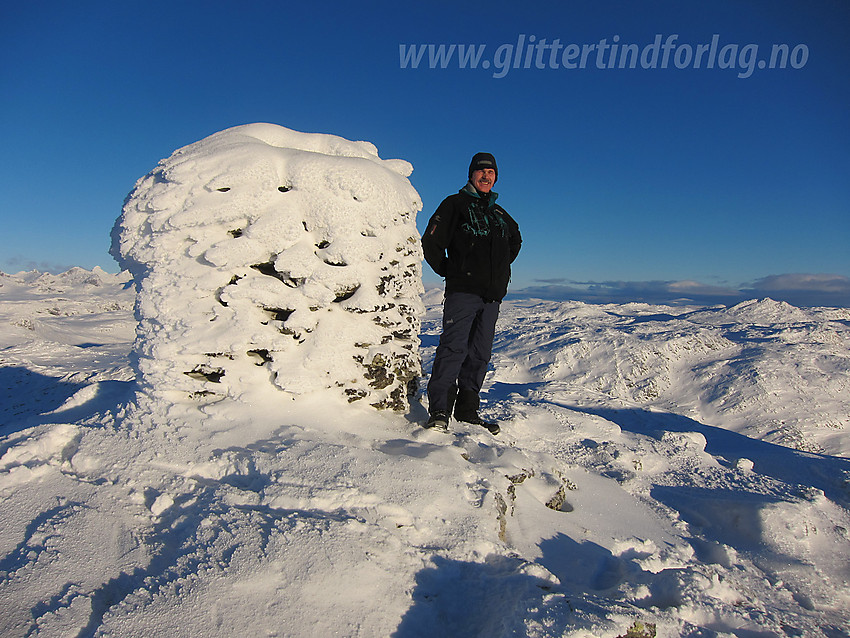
[[427, 292, 500, 415]]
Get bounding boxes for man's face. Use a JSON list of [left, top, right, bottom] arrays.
[[471, 168, 496, 193]]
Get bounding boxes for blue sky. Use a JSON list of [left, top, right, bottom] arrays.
[[2, 0, 848, 306]]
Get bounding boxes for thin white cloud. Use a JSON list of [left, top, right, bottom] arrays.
[[746, 273, 850, 294], [742, 273, 850, 307], [4, 256, 77, 275], [517, 274, 850, 307]]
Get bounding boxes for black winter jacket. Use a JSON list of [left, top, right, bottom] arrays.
[[422, 182, 522, 302]]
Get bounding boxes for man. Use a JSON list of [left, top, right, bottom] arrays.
[[421, 152, 522, 434]]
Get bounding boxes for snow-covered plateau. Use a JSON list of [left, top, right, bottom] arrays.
[[2, 267, 849, 637], [1, 124, 849, 637]]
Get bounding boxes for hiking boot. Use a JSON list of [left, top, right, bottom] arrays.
[[424, 411, 449, 432], [455, 413, 500, 435]]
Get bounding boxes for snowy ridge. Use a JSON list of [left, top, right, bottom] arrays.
[[2, 270, 850, 637]]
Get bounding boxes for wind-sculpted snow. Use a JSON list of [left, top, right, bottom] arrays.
[[493, 297, 850, 455], [111, 124, 424, 410], [1, 270, 850, 637]]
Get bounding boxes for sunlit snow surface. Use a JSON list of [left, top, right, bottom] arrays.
[[2, 268, 850, 638]]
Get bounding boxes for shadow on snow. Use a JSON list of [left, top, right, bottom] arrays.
[[0, 365, 133, 436]]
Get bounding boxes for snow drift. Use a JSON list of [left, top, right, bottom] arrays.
[[110, 124, 424, 410]]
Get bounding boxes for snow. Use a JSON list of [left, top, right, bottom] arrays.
[[1, 126, 850, 637], [3, 267, 849, 637], [110, 123, 423, 411]]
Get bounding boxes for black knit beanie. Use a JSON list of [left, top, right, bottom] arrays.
[[468, 152, 498, 181]]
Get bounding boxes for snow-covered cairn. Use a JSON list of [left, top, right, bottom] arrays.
[[111, 124, 424, 410]]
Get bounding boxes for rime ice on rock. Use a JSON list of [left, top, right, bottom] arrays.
[[111, 124, 424, 410]]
